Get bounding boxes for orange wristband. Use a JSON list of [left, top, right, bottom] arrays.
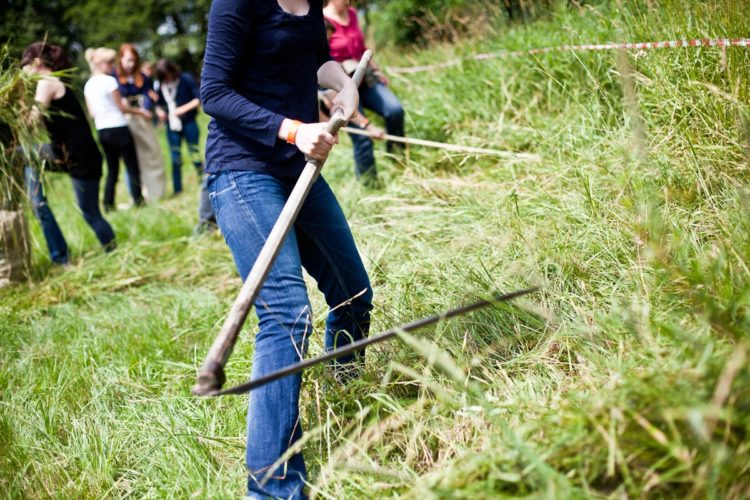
[[286, 120, 302, 145]]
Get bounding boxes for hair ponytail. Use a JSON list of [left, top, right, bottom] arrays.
[[85, 47, 116, 73], [21, 42, 72, 72], [85, 48, 97, 72]]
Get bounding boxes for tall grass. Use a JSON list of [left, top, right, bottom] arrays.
[[2, 0, 749, 497], [0, 47, 43, 285], [1, 56, 31, 210]]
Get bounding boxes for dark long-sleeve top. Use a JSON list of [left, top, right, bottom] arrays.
[[201, 0, 332, 177], [115, 71, 155, 111], [155, 73, 200, 124]]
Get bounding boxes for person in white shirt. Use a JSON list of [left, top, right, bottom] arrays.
[[84, 47, 147, 211]]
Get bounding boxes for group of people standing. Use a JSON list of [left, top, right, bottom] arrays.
[[19, 41, 210, 265], [18, 0, 404, 266]]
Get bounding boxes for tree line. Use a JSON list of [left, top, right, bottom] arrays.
[[1, 0, 559, 73], [0, 0, 210, 74]]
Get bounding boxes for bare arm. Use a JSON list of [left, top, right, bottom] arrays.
[[85, 96, 95, 119], [112, 89, 149, 117], [34, 78, 57, 108], [29, 78, 63, 124], [175, 97, 201, 117], [317, 60, 358, 118]]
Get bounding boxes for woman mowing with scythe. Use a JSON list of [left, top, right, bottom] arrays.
[[201, 0, 373, 498]]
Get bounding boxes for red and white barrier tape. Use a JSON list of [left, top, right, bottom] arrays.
[[388, 37, 750, 75]]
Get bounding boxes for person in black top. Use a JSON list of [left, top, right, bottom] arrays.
[[201, 1, 371, 498], [20, 42, 116, 263]]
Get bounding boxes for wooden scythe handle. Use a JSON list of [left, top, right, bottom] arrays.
[[193, 51, 373, 396]]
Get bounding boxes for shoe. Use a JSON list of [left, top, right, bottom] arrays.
[[361, 174, 384, 190], [193, 220, 219, 236], [103, 240, 117, 253]]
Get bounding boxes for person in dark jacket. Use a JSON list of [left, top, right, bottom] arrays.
[[20, 42, 116, 263], [201, 0, 371, 497], [154, 59, 202, 195]]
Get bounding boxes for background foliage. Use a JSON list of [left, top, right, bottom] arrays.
[[2, 0, 562, 72], [369, 0, 557, 47], [0, 0, 210, 73]]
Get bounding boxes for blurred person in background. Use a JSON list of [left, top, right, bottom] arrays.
[[323, 0, 405, 181], [141, 60, 155, 82], [84, 47, 145, 211], [20, 42, 116, 263], [116, 43, 166, 201], [154, 59, 202, 195], [153, 58, 215, 234]]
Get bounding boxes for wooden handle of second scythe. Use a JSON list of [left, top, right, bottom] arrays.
[[193, 50, 373, 396]]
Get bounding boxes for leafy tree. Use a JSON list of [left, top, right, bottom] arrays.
[[0, 0, 84, 57], [65, 0, 210, 72], [367, 0, 559, 47], [0, 0, 210, 74]]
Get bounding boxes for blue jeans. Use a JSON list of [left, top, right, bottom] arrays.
[[349, 82, 405, 178], [23, 146, 116, 263], [25, 165, 68, 264], [70, 177, 116, 252], [207, 170, 373, 499], [167, 119, 202, 194]]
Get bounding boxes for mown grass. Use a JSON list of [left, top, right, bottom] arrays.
[[2, 0, 750, 497]]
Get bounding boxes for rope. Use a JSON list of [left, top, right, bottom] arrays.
[[388, 37, 750, 75], [342, 127, 541, 161]]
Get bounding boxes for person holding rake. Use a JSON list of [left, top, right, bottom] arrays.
[[200, 0, 373, 498], [324, 0, 406, 181]]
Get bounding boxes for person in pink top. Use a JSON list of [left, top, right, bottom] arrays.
[[324, 0, 405, 181]]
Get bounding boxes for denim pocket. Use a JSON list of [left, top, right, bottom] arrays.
[[206, 173, 235, 221]]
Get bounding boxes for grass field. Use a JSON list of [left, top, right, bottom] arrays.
[[2, 0, 750, 497]]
